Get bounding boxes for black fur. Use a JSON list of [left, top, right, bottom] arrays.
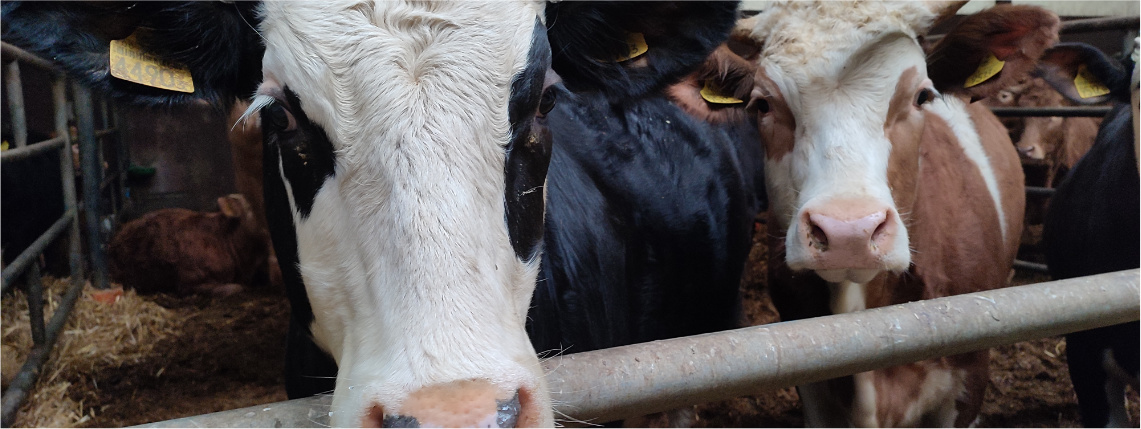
[[1036, 43, 1135, 106], [1044, 102, 1139, 428], [1, 1, 263, 108], [527, 89, 762, 356], [546, 2, 741, 102], [505, 20, 556, 261]]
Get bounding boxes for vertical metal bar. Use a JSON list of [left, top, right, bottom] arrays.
[[23, 263, 46, 346], [115, 106, 130, 216], [73, 82, 109, 290], [4, 59, 28, 147], [54, 77, 85, 293]]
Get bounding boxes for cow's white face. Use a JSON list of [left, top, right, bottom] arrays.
[[252, 2, 554, 426], [745, 4, 938, 285]]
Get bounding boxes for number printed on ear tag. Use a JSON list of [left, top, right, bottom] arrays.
[[109, 34, 195, 93]]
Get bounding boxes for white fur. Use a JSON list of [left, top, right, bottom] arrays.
[[255, 2, 551, 426], [747, 3, 993, 427], [760, 33, 923, 279], [924, 97, 1008, 240]]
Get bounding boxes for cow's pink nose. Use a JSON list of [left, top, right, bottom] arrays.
[[364, 380, 521, 428], [800, 205, 896, 270]]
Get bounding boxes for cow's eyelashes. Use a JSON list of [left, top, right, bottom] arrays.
[[265, 101, 298, 132], [538, 86, 558, 117], [915, 88, 936, 107]]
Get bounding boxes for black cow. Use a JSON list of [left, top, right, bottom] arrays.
[[1040, 42, 1139, 428]]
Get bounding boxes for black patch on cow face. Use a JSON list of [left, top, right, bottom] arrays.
[[505, 18, 556, 261], [263, 87, 337, 218], [260, 86, 340, 398]]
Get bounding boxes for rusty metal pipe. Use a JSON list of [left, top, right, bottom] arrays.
[[134, 269, 1140, 428]]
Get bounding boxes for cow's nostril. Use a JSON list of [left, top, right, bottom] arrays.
[[809, 223, 829, 250], [870, 211, 891, 244], [496, 392, 521, 428]]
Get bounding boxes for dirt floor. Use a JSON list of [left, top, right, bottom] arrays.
[[4, 220, 1138, 427]]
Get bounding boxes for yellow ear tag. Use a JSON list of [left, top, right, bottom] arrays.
[[109, 34, 195, 93], [614, 32, 649, 62], [1, 141, 9, 151], [700, 80, 744, 104], [964, 53, 1005, 88], [1074, 64, 1111, 99]]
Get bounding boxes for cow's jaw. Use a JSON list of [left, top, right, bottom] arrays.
[[257, 2, 553, 426]]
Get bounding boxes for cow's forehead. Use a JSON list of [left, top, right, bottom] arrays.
[[257, 1, 545, 148], [749, 2, 932, 108], [748, 1, 933, 79]]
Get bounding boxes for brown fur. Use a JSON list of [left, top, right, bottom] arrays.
[[751, 65, 797, 162], [666, 45, 756, 125], [927, 5, 1060, 100], [108, 194, 279, 296], [885, 67, 926, 216]]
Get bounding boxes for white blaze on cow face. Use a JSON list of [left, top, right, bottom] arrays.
[[746, 5, 941, 284], [253, 2, 552, 427]]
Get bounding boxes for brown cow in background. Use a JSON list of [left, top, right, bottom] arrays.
[[108, 194, 280, 296], [986, 77, 1102, 231]]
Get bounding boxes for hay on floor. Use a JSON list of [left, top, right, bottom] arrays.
[[1, 276, 185, 428]]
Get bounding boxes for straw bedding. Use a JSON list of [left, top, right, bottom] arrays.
[[1, 277, 184, 428]]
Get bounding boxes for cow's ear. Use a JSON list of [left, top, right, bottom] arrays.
[[926, 4, 1060, 99], [1, 2, 263, 108], [546, 1, 741, 100], [1035, 43, 1133, 105], [667, 44, 756, 125]]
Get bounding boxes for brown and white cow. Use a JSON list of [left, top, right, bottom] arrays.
[[688, 2, 1059, 426]]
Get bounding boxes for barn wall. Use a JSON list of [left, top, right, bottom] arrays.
[[120, 104, 237, 218]]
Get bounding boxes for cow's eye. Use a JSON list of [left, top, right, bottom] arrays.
[[538, 86, 558, 117], [915, 88, 935, 106], [265, 102, 298, 132], [749, 98, 771, 115]]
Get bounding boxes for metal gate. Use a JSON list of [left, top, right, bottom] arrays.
[[0, 41, 126, 427]]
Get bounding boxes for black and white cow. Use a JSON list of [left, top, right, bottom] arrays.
[[1040, 42, 1139, 428], [3, 2, 744, 426]]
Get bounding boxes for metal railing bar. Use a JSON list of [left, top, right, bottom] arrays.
[[95, 128, 118, 140], [54, 77, 85, 302], [100, 170, 123, 192], [1060, 16, 1140, 34], [5, 59, 28, 148], [1025, 186, 1056, 197], [1013, 259, 1051, 274], [0, 209, 76, 294], [0, 273, 86, 428], [135, 269, 1141, 428], [74, 83, 110, 290], [990, 106, 1113, 117], [0, 42, 60, 72], [0, 135, 66, 163], [926, 16, 1140, 44], [24, 263, 46, 347]]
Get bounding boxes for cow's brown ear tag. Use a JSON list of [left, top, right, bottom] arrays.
[[109, 33, 196, 93], [700, 80, 744, 104], [614, 32, 649, 62], [1073, 64, 1111, 99], [964, 53, 1004, 88]]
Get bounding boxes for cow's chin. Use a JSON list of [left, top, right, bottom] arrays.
[[814, 268, 881, 284]]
